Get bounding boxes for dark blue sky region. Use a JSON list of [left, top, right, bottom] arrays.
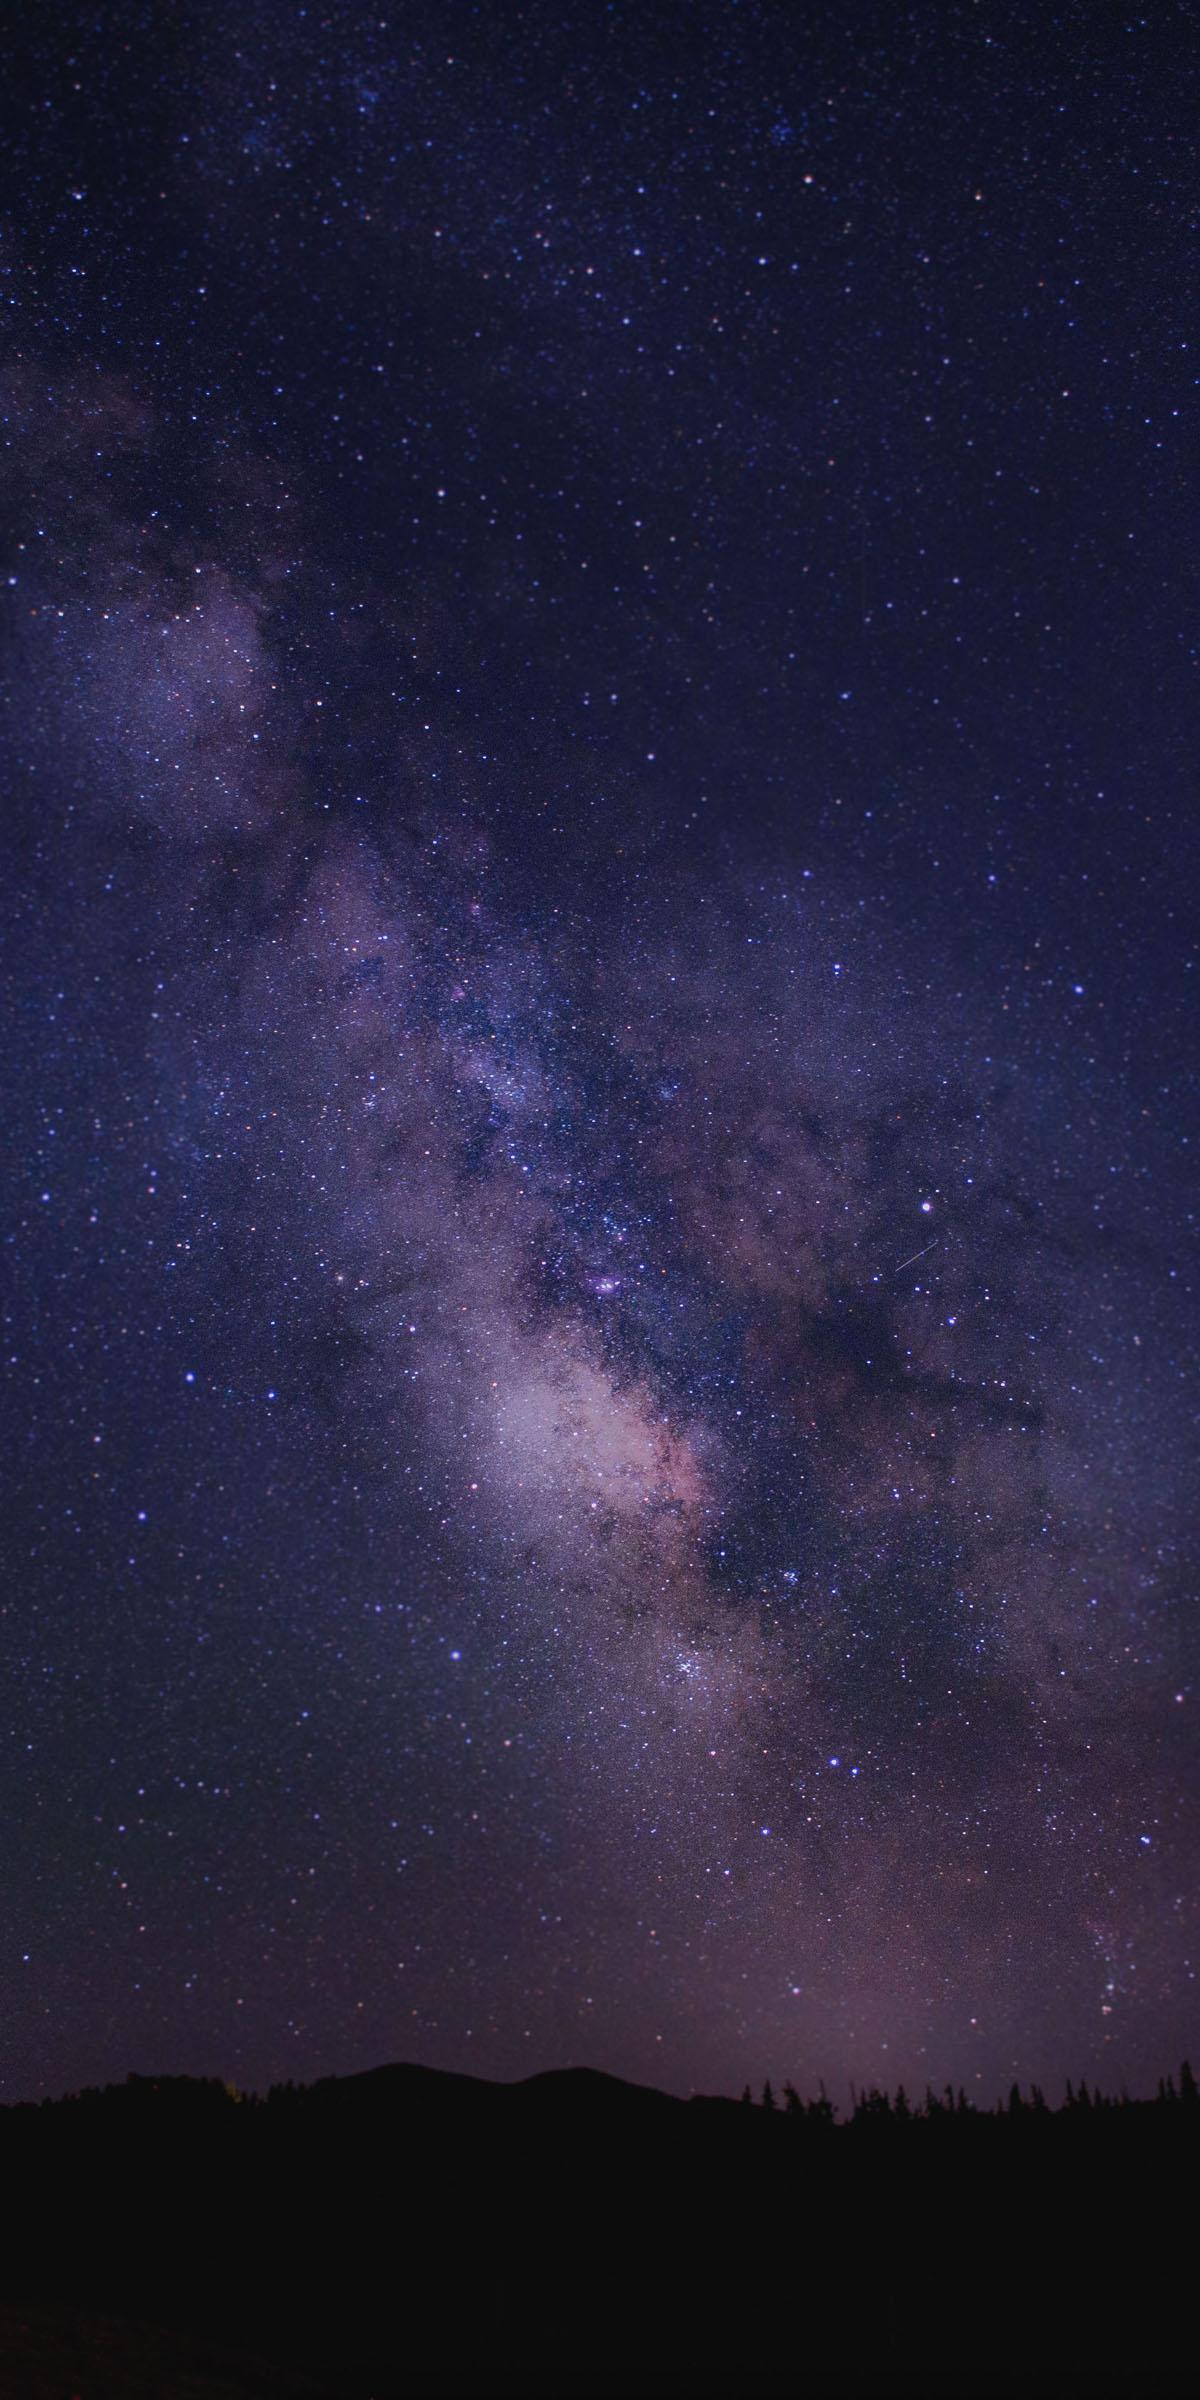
[[2, 1, 1197, 2105]]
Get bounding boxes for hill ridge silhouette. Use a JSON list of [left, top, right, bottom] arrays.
[[13, 2050, 1197, 2117]]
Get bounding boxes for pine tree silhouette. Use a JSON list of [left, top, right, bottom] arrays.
[[809, 2083, 836, 2126]]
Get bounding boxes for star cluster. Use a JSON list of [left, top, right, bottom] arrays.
[[2, 1, 1196, 2104]]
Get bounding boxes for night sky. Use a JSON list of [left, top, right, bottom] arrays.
[[3, 2, 1197, 2109]]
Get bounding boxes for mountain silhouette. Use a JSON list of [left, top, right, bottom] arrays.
[[0, 2060, 1193, 2396]]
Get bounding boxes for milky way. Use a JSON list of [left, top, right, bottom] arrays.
[[2, 3, 1197, 2104]]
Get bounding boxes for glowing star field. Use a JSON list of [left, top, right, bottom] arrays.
[[1, 1, 1196, 2107]]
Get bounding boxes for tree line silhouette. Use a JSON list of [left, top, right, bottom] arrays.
[[738, 2057, 1199, 2121]]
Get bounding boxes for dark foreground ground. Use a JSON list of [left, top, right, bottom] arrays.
[[0, 2064, 1193, 2397]]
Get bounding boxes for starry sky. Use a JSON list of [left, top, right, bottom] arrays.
[[3, 1, 1197, 2107]]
